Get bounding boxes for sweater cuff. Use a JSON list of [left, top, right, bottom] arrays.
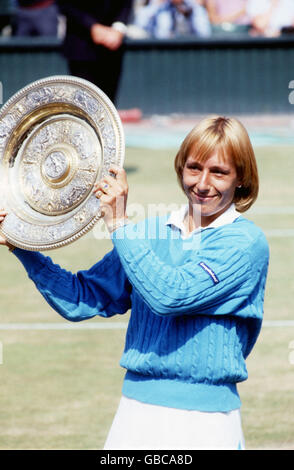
[[112, 21, 128, 34], [110, 221, 142, 244]]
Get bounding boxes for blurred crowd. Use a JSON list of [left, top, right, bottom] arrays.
[[1, 0, 294, 39], [131, 0, 294, 38], [1, 0, 294, 114]]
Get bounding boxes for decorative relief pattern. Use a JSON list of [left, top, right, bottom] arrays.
[[0, 76, 124, 250], [20, 116, 100, 216]]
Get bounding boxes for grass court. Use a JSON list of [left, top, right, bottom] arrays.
[[0, 140, 294, 449]]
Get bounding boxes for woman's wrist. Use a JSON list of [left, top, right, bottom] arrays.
[[7, 241, 16, 252], [107, 217, 130, 233], [6, 242, 15, 252]]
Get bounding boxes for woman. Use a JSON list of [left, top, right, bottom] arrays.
[[0, 116, 269, 449]]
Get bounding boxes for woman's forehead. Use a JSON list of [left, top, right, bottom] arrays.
[[186, 149, 234, 166]]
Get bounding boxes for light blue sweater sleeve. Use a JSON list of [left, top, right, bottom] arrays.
[[111, 219, 269, 319], [13, 247, 132, 322]]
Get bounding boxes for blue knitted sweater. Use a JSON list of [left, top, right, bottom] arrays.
[[13, 214, 269, 412]]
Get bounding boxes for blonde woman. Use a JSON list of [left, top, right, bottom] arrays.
[[0, 116, 269, 449]]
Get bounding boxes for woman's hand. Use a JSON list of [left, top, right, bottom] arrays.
[[93, 165, 129, 232], [0, 210, 15, 250]]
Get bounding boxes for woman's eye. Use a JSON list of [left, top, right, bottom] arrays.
[[188, 165, 201, 171], [213, 169, 228, 176]]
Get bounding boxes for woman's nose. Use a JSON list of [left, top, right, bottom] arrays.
[[197, 170, 210, 191]]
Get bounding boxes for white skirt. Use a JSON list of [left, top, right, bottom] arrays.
[[104, 396, 245, 450]]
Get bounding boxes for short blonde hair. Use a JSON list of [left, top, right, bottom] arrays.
[[174, 116, 259, 212]]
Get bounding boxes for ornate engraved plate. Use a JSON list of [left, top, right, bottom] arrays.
[[0, 76, 125, 250]]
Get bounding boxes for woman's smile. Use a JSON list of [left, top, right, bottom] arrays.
[[191, 191, 218, 203]]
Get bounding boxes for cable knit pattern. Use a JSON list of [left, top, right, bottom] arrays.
[[13, 215, 269, 412]]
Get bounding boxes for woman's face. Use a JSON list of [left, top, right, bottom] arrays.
[[182, 150, 240, 227]]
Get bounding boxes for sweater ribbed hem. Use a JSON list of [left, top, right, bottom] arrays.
[[122, 371, 241, 412]]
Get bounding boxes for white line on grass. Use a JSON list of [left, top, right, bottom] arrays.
[[248, 207, 294, 237], [249, 207, 294, 215], [0, 322, 128, 330], [0, 321, 293, 330], [263, 320, 294, 327], [249, 206, 294, 237], [264, 229, 294, 237]]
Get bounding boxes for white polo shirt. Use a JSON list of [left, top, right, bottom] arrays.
[[165, 203, 240, 239]]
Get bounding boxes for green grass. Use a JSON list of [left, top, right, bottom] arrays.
[[0, 144, 294, 449]]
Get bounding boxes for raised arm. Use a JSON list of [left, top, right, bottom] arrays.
[[12, 248, 132, 322], [0, 210, 131, 321], [111, 219, 269, 320]]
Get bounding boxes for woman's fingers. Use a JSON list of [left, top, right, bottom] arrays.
[[94, 189, 103, 199], [94, 167, 128, 198], [0, 210, 13, 248], [108, 165, 128, 186], [93, 167, 128, 226], [0, 209, 8, 223]]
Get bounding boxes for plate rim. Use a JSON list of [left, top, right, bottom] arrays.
[[0, 75, 125, 251]]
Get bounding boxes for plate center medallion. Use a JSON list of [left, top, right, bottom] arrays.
[[43, 151, 69, 182]]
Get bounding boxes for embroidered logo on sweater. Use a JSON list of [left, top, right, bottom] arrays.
[[198, 262, 219, 284]]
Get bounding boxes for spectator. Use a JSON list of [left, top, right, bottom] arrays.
[[247, 0, 294, 37], [205, 0, 250, 34], [143, 0, 211, 38], [133, 0, 164, 34], [0, 0, 15, 36], [13, 0, 59, 37], [57, 1, 133, 105]]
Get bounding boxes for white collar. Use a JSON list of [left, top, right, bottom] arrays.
[[165, 203, 240, 239]]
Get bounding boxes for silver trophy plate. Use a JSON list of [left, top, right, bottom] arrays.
[[0, 75, 125, 251]]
